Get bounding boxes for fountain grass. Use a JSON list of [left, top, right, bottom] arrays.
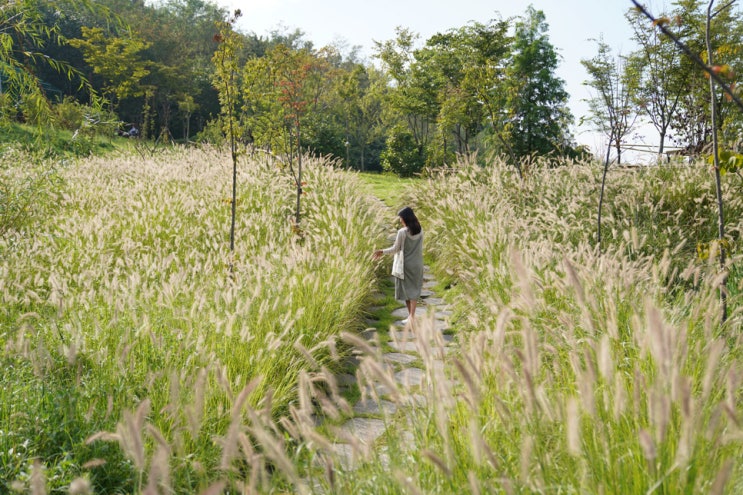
[[4, 150, 743, 494]]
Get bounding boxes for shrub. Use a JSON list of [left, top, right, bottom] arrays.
[[381, 125, 425, 177]]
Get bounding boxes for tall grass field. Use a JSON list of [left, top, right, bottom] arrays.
[[2, 149, 743, 494], [0, 148, 388, 493]]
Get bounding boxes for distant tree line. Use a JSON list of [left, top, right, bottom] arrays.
[[1, 0, 593, 172], [12, 1, 743, 172]]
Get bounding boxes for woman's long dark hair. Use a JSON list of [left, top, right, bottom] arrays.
[[398, 206, 422, 235]]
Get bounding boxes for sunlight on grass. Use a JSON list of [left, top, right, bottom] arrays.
[[2, 150, 743, 494], [356, 172, 420, 208]]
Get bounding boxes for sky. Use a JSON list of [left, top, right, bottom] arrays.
[[219, 0, 667, 159]]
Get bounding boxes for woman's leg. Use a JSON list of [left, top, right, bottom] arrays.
[[409, 299, 417, 328]]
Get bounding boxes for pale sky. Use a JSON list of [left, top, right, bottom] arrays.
[[220, 0, 670, 159]]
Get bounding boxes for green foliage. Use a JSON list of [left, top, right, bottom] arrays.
[[68, 26, 151, 107], [193, 117, 226, 145], [54, 96, 88, 130], [625, 6, 686, 154], [709, 149, 743, 175], [0, 151, 64, 239], [0, 0, 93, 127], [581, 38, 637, 163], [380, 124, 425, 177], [506, 7, 574, 158]]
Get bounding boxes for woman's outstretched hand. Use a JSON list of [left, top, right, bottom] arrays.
[[372, 250, 383, 260]]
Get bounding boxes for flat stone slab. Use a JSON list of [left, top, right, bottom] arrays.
[[395, 368, 425, 387], [422, 280, 438, 289], [353, 398, 397, 415], [332, 443, 354, 469], [383, 352, 418, 365], [390, 307, 426, 319], [387, 341, 418, 353], [432, 319, 451, 332], [338, 418, 387, 444], [419, 289, 435, 298], [421, 297, 446, 306], [405, 394, 428, 407], [362, 382, 395, 397], [389, 329, 417, 340], [336, 373, 357, 387], [389, 329, 445, 342], [423, 273, 436, 281]]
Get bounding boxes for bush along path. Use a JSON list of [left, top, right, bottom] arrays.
[[321, 229, 457, 471]]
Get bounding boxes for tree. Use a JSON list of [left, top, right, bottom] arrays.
[[276, 46, 331, 224], [0, 0, 94, 125], [374, 28, 434, 172], [418, 19, 511, 163], [381, 124, 425, 176], [581, 39, 638, 165], [657, 0, 743, 154], [212, 12, 244, 253], [629, 0, 743, 325], [625, 6, 686, 155], [68, 26, 150, 111], [505, 7, 574, 159], [325, 62, 386, 170], [705, 0, 731, 322], [242, 43, 331, 223]]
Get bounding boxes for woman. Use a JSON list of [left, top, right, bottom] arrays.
[[373, 207, 424, 328]]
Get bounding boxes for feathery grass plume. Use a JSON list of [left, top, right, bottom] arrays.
[[219, 378, 260, 470], [293, 340, 319, 369], [310, 383, 342, 421], [467, 470, 481, 495], [67, 477, 92, 495], [143, 438, 171, 494], [393, 470, 424, 495], [422, 449, 452, 477], [566, 398, 581, 456], [358, 354, 401, 403], [317, 366, 352, 415], [29, 460, 46, 495], [340, 331, 379, 360], [185, 367, 208, 437], [245, 406, 307, 494], [453, 358, 480, 409], [113, 399, 151, 472], [297, 371, 314, 421], [711, 459, 734, 495], [198, 481, 227, 495], [638, 429, 657, 464]]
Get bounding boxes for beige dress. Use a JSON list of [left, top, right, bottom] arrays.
[[383, 227, 424, 301]]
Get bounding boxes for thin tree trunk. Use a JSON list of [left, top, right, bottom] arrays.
[[706, 0, 727, 323], [295, 119, 302, 225], [657, 130, 666, 155], [597, 131, 614, 251]]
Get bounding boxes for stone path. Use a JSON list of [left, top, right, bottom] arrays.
[[326, 265, 457, 469]]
